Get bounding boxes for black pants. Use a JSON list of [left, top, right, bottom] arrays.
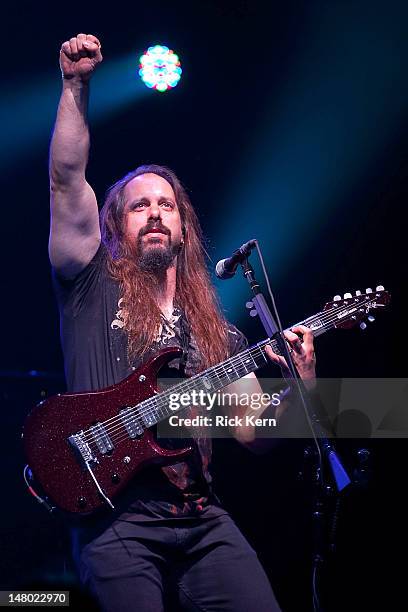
[[77, 514, 281, 611]]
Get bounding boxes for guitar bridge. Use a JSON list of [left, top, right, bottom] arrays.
[[68, 432, 115, 510], [68, 431, 98, 465]]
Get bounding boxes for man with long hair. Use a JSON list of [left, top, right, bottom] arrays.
[[50, 33, 316, 611]]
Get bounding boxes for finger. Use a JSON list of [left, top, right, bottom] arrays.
[[284, 330, 303, 353], [265, 344, 288, 367], [60, 41, 72, 59], [69, 37, 79, 60], [292, 325, 314, 352], [265, 346, 293, 380], [87, 34, 102, 63], [86, 34, 102, 48], [265, 344, 280, 363], [82, 41, 100, 52], [76, 33, 88, 57], [284, 330, 299, 343], [82, 39, 103, 61]]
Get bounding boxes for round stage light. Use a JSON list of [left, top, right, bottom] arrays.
[[139, 45, 182, 92]]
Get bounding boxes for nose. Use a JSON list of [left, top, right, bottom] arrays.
[[148, 202, 161, 220]]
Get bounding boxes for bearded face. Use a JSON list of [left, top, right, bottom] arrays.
[[123, 173, 184, 273], [136, 220, 181, 273]]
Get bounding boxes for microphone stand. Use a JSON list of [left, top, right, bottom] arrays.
[[239, 254, 351, 612]]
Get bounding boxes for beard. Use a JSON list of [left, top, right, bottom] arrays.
[[136, 234, 179, 274]]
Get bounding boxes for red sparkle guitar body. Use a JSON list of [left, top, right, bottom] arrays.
[[23, 347, 191, 515]]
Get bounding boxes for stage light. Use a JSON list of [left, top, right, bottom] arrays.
[[139, 45, 182, 92]]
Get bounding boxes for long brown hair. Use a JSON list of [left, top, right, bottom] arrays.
[[100, 164, 230, 370]]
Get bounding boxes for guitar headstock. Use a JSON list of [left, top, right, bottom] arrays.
[[323, 286, 391, 330]]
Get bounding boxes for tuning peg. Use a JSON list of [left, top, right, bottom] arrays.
[[246, 301, 254, 309], [360, 322, 367, 330], [366, 288, 373, 294], [250, 309, 258, 317], [333, 295, 341, 301], [376, 285, 384, 291], [344, 293, 352, 299], [368, 315, 375, 323], [355, 290, 362, 296]]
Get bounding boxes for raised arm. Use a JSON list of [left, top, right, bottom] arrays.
[[49, 33, 103, 278]]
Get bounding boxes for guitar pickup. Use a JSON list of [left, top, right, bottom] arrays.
[[120, 407, 144, 438], [90, 423, 114, 455]]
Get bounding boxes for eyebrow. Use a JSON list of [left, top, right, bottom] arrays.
[[127, 196, 176, 207]]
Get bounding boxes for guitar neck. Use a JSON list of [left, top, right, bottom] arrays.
[[139, 308, 333, 428], [186, 307, 337, 392]]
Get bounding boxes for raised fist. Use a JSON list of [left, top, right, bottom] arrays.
[[60, 34, 102, 81]]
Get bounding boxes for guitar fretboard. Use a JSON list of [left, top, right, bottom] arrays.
[[137, 309, 332, 428]]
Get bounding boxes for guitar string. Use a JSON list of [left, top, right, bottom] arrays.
[[81, 323, 358, 453], [99, 317, 337, 450], [79, 298, 377, 450], [95, 295, 382, 451], [80, 308, 329, 443], [80, 301, 371, 449], [93, 299, 361, 438], [80, 307, 356, 451], [86, 367, 267, 452], [81, 342, 270, 446]]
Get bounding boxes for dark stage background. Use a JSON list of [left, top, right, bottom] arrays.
[[1, 1, 406, 610]]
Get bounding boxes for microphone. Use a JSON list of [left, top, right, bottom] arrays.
[[215, 239, 257, 280]]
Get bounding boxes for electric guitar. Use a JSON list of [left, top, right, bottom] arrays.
[[22, 287, 390, 515]]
